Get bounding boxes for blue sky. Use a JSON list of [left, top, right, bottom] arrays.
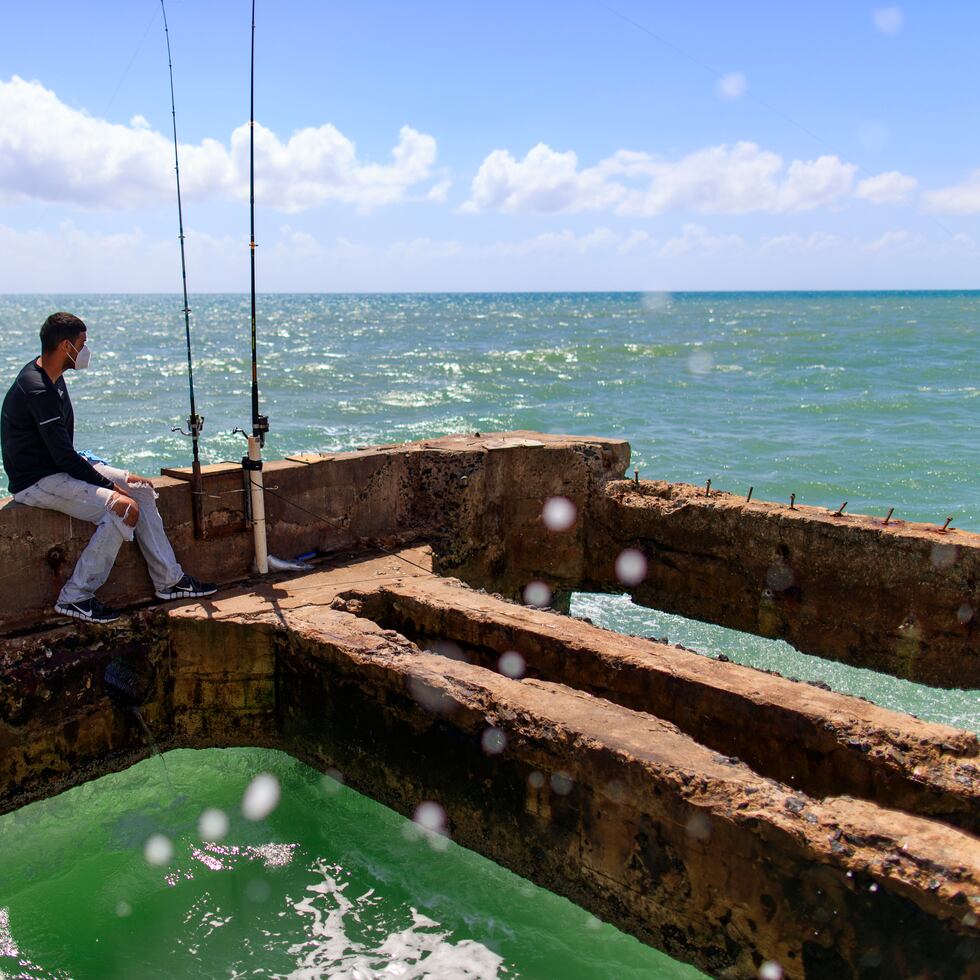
[[1, 1, 979, 291]]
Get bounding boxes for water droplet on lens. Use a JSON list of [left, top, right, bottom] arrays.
[[615, 549, 647, 586], [523, 581, 552, 607], [528, 771, 545, 789], [542, 496, 577, 532], [498, 651, 526, 678], [198, 807, 229, 842], [144, 833, 174, 866], [115, 900, 133, 917], [550, 772, 574, 795], [322, 769, 344, 794], [482, 727, 507, 755], [930, 543, 957, 570], [685, 812, 712, 842], [414, 801, 446, 834], [759, 962, 783, 980], [408, 675, 454, 715], [245, 877, 271, 903], [641, 292, 671, 313], [687, 350, 714, 376], [242, 772, 281, 821]]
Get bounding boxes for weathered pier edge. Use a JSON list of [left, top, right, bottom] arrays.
[[1, 433, 978, 979]]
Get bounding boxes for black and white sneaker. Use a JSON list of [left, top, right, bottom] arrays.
[[155, 574, 218, 601], [55, 597, 121, 624]]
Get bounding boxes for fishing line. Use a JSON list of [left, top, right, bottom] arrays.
[[160, 0, 206, 539], [102, 7, 159, 118]]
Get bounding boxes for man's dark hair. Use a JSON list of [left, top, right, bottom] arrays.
[[40, 312, 87, 354]]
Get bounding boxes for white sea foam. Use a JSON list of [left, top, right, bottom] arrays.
[[0, 907, 18, 957], [284, 862, 503, 979]]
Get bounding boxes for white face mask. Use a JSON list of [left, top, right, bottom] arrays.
[[66, 339, 92, 370]]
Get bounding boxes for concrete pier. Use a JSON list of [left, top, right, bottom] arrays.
[[2, 431, 976, 687], [1, 433, 978, 977]]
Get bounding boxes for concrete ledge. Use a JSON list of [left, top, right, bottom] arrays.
[[340, 578, 980, 834], [588, 481, 980, 688], [3, 432, 978, 689]]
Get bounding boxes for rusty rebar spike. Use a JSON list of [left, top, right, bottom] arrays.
[[790, 492, 796, 510], [746, 486, 753, 503], [634, 469, 639, 486], [940, 516, 953, 533], [833, 501, 848, 517], [705, 479, 711, 497], [883, 507, 894, 526]]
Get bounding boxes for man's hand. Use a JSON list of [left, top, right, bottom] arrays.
[[110, 485, 140, 528]]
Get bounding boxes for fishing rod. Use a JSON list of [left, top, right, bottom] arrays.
[[235, 0, 282, 576], [160, 0, 206, 539], [229, 2, 313, 576], [248, 0, 268, 449]]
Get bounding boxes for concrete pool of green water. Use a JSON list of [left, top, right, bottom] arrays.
[[0, 746, 703, 979], [3, 591, 975, 978]]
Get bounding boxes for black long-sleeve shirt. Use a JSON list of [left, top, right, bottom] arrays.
[[1, 359, 115, 494]]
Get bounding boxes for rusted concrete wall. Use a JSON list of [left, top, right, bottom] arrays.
[[584, 481, 980, 689], [4, 561, 976, 979], [344, 579, 980, 834], [2, 431, 978, 683], [0, 432, 623, 634]]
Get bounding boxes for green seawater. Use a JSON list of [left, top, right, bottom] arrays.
[[1, 291, 978, 976], [0, 749, 700, 979]]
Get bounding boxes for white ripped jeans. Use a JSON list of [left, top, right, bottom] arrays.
[[14, 463, 184, 604]]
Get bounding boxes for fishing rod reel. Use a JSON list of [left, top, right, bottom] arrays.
[[253, 413, 269, 447], [171, 412, 205, 440]]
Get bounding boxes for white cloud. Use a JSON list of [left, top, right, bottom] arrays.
[[0, 75, 439, 212], [873, 6, 904, 35], [856, 170, 918, 204], [0, 220, 381, 292], [760, 231, 840, 253], [865, 229, 923, 252], [866, 230, 977, 254], [660, 223, 743, 256], [464, 140, 857, 216], [232, 121, 437, 212], [462, 143, 623, 214], [488, 227, 622, 257], [922, 169, 980, 214], [426, 180, 452, 203], [618, 230, 654, 254], [717, 72, 747, 101]]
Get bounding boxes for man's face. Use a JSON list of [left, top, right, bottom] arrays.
[[64, 330, 87, 369]]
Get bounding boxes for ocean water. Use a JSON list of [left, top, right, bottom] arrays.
[[1, 291, 978, 977]]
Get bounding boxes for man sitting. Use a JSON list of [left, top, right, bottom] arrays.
[[1, 312, 216, 623]]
